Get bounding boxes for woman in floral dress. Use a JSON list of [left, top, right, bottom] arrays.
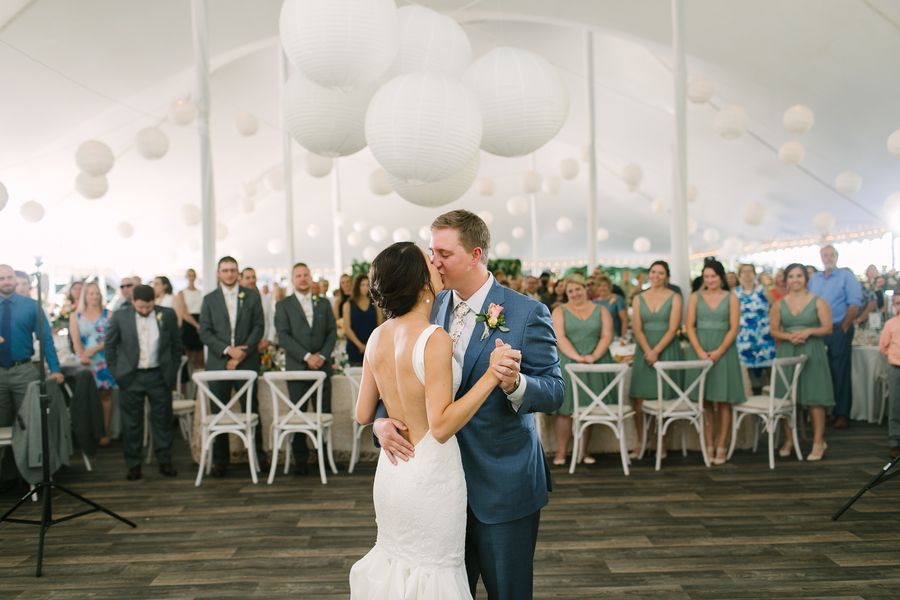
[[735, 264, 776, 394]]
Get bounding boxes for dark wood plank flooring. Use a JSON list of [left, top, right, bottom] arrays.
[[2, 422, 900, 599]]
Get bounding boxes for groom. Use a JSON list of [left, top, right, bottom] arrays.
[[375, 209, 564, 599]]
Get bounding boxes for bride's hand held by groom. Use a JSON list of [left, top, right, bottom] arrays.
[[489, 338, 521, 393]]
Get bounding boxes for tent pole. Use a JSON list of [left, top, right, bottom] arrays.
[[331, 160, 343, 279], [191, 0, 216, 289], [585, 30, 598, 274], [279, 49, 296, 267], [529, 154, 539, 274], [670, 0, 691, 298]]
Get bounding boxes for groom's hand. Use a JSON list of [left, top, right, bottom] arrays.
[[490, 339, 522, 394], [373, 418, 414, 465]]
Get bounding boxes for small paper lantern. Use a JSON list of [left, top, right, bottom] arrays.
[[419, 226, 431, 241], [75, 140, 114, 176], [279, 0, 399, 89], [521, 171, 541, 194], [353, 220, 368, 233], [633, 237, 651, 253], [686, 216, 698, 235], [392, 227, 411, 242], [363, 246, 379, 262], [494, 241, 511, 258], [0, 181, 7, 212], [783, 105, 815, 134], [478, 177, 495, 196], [506, 195, 529, 216], [181, 204, 201, 226], [392, 5, 471, 77], [306, 224, 320, 238], [888, 129, 900, 157], [135, 127, 169, 160], [596, 227, 609, 241], [265, 166, 285, 191], [347, 231, 362, 247], [366, 72, 482, 183], [650, 198, 667, 215], [216, 222, 228, 241], [235, 111, 259, 136], [713, 105, 748, 140], [117, 222, 134, 239], [743, 201, 766, 226], [622, 164, 643, 190], [556, 217, 573, 233], [778, 141, 805, 165], [542, 175, 560, 195], [75, 172, 108, 200], [687, 184, 698, 203], [20, 200, 44, 223], [835, 171, 863, 195], [369, 169, 393, 196], [702, 227, 720, 243], [721, 236, 743, 256], [267, 239, 284, 255], [559, 158, 580, 180], [687, 77, 714, 103], [169, 98, 197, 126], [512, 226, 526, 240], [240, 195, 256, 214], [305, 153, 334, 178], [370, 225, 388, 242], [884, 192, 900, 215], [478, 210, 494, 226], [389, 151, 479, 207], [813, 211, 836, 234]]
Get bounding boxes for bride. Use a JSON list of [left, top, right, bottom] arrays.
[[350, 241, 517, 599]]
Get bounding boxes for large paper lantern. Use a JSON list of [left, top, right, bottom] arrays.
[[169, 98, 197, 126], [783, 105, 814, 134], [306, 224, 321, 238], [713, 106, 748, 140], [888, 129, 900, 157], [181, 204, 201, 226], [512, 226, 526, 240], [363, 246, 379, 262], [778, 141, 805, 165], [419, 226, 431, 241], [75, 140, 114, 176], [366, 72, 481, 183], [279, 0, 399, 89], [494, 241, 511, 258], [556, 217, 573, 233], [347, 231, 362, 247], [369, 169, 393, 196], [622, 164, 643, 191], [633, 237, 651, 253], [392, 227, 411, 242], [388, 152, 479, 207], [267, 239, 284, 255], [370, 225, 388, 242], [835, 171, 862, 195], [743, 201, 766, 226], [559, 158, 580, 180], [478, 177, 495, 196], [305, 153, 334, 178], [687, 77, 714, 103], [521, 171, 541, 194], [235, 112, 259, 136], [117, 222, 134, 239], [0, 182, 7, 212], [75, 172, 108, 200], [392, 5, 471, 77], [478, 210, 494, 226], [813, 211, 836, 234], [506, 195, 529, 216], [20, 200, 44, 223], [283, 72, 373, 157], [464, 47, 568, 157], [702, 228, 720, 243], [596, 227, 610, 241], [135, 127, 169, 160], [542, 175, 560, 195]]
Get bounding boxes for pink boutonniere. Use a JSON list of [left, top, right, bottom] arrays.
[[475, 303, 510, 341]]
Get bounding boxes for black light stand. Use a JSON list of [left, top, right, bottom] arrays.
[[832, 454, 900, 521], [0, 257, 136, 576]]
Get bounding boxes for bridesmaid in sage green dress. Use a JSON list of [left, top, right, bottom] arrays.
[[685, 259, 746, 466], [630, 261, 684, 456], [770, 263, 834, 461], [551, 275, 614, 466]]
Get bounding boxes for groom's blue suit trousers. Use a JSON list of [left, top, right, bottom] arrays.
[[466, 506, 541, 600]]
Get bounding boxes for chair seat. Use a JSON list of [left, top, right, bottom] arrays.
[[641, 400, 698, 415], [0, 426, 12, 443], [202, 413, 259, 426], [736, 395, 792, 413], [275, 413, 335, 428], [172, 399, 195, 413], [579, 409, 635, 422]]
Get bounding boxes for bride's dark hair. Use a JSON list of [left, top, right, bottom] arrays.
[[369, 242, 435, 319]]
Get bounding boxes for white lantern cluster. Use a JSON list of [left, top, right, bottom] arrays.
[[713, 105, 748, 140], [74, 140, 114, 200], [512, 226, 526, 240], [506, 195, 529, 216], [20, 200, 44, 223], [702, 227, 720, 243], [650, 198, 667, 215], [556, 217, 573, 233], [370, 225, 388, 243], [835, 171, 863, 195], [392, 227, 411, 242], [633, 237, 651, 254], [419, 226, 431, 241], [169, 98, 197, 126], [386, 151, 480, 207], [391, 5, 471, 77], [596, 227, 610, 242], [234, 112, 259, 136], [778, 141, 805, 165], [478, 210, 494, 226], [305, 153, 334, 177], [687, 77, 714, 104], [347, 231, 362, 247], [75, 172, 108, 200], [783, 105, 815, 134], [135, 127, 169, 160]]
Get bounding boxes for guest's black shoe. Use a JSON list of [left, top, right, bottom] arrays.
[[211, 463, 228, 478], [126, 466, 142, 481], [833, 416, 849, 430], [258, 457, 271, 473], [158, 463, 178, 477], [294, 463, 309, 476]]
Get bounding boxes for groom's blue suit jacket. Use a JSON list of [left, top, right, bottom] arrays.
[[432, 280, 564, 525]]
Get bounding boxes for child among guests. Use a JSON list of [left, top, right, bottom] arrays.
[[878, 293, 900, 459]]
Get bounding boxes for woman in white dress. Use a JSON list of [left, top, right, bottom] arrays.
[[351, 242, 517, 599], [177, 268, 204, 369]]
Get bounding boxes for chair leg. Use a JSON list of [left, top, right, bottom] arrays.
[[767, 418, 775, 470], [568, 422, 580, 475], [697, 414, 710, 467], [792, 412, 804, 462], [681, 423, 688, 457], [326, 426, 338, 475], [752, 419, 760, 453], [727, 411, 741, 460], [618, 421, 630, 476], [284, 433, 292, 474], [638, 414, 649, 460], [247, 430, 258, 484], [655, 418, 663, 472], [316, 431, 327, 485], [349, 423, 360, 474], [267, 430, 281, 485], [195, 435, 209, 487], [82, 451, 92, 472]]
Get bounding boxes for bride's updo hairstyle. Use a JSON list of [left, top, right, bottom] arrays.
[[370, 242, 435, 319]]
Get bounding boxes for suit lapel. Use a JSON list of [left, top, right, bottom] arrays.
[[124, 307, 140, 363], [460, 282, 507, 388], [290, 294, 310, 328]]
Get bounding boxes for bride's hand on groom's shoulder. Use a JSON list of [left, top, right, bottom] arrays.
[[374, 417, 415, 465]]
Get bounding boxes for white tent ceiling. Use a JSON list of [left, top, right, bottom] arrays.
[[2, 0, 899, 278]]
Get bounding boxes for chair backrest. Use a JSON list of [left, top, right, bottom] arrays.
[[344, 366, 363, 413], [566, 363, 631, 420], [262, 370, 327, 429], [653, 359, 713, 416], [192, 370, 258, 428], [767, 355, 807, 413], [175, 355, 189, 398]]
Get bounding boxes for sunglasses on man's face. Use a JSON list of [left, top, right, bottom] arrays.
[[120, 284, 134, 289]]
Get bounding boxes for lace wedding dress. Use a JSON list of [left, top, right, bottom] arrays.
[[350, 324, 470, 599]]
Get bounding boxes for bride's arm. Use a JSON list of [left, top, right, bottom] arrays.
[[355, 357, 380, 425], [425, 330, 505, 444]]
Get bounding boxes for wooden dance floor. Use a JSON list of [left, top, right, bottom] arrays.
[[2, 422, 900, 599]]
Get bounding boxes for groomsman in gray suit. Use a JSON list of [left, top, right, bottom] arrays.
[[199, 256, 267, 477], [274, 263, 336, 474]]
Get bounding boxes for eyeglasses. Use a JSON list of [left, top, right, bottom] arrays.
[[120, 283, 134, 289]]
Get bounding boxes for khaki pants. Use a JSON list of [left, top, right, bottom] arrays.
[[0, 362, 39, 481]]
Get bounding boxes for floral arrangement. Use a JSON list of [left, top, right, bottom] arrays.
[[861, 270, 899, 294], [331, 340, 350, 376], [259, 345, 286, 374], [475, 303, 510, 340]]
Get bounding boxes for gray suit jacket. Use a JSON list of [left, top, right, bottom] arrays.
[[274, 294, 337, 371], [105, 305, 183, 389], [199, 286, 264, 372]]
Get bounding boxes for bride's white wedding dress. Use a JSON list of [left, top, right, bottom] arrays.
[[350, 324, 470, 599]]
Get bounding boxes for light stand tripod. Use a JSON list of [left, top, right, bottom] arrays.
[[832, 454, 900, 521], [0, 258, 136, 576]]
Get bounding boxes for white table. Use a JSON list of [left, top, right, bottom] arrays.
[[850, 346, 887, 423]]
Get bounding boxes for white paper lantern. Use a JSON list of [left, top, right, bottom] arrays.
[[687, 77, 714, 103], [885, 192, 900, 215], [559, 158, 580, 180], [713, 105, 749, 140], [389, 151, 479, 207], [721, 236, 743, 256], [687, 184, 698, 203], [506, 195, 529, 216], [75, 140, 114, 176], [265, 166, 285, 191], [181, 204, 201, 226], [702, 228, 720, 243], [240, 195, 256, 214], [363, 246, 379, 262], [478, 177, 495, 196], [353, 221, 368, 233], [370, 225, 388, 242], [743, 201, 766, 226], [284, 72, 374, 157], [783, 105, 815, 134], [392, 5, 471, 77], [267, 239, 284, 255], [369, 169, 393, 196], [135, 127, 169, 160], [116, 222, 134, 239], [494, 241, 511, 258], [835, 171, 863, 195], [686, 216, 698, 235], [235, 111, 259, 136], [20, 200, 44, 223], [279, 0, 399, 89], [419, 226, 431, 241], [596, 227, 609, 241], [542, 175, 561, 195], [0, 182, 7, 212], [216, 222, 228, 241], [622, 164, 643, 191], [169, 98, 197, 126], [650, 197, 667, 214], [478, 210, 494, 226], [512, 226, 526, 240], [347, 231, 362, 247], [778, 141, 805, 165], [633, 237, 651, 253], [813, 211, 836, 234], [366, 72, 482, 183], [521, 171, 542, 194], [306, 224, 321, 238], [392, 227, 411, 242], [888, 129, 900, 157], [556, 217, 573, 233], [75, 172, 108, 200], [305, 153, 334, 178]]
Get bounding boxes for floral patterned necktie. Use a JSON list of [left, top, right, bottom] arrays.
[[448, 301, 471, 345]]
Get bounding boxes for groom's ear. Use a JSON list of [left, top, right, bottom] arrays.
[[471, 246, 484, 264]]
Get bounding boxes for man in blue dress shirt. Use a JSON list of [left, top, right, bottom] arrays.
[[0, 264, 64, 488], [808, 246, 862, 429]]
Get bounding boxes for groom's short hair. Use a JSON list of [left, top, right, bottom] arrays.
[[431, 210, 491, 265]]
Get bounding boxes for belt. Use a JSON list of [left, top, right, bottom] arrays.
[[137, 366, 160, 372], [0, 358, 33, 369]]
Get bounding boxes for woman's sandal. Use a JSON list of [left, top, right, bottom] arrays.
[[807, 442, 827, 462]]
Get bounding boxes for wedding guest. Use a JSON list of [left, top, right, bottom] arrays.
[[591, 267, 626, 298], [550, 279, 567, 310], [878, 292, 900, 459], [725, 271, 739, 291], [111, 276, 137, 312], [14, 271, 31, 298], [856, 264, 883, 327], [153, 276, 183, 328], [770, 263, 834, 461], [592, 274, 628, 339], [629, 260, 684, 457], [241, 267, 272, 352], [770, 269, 787, 302], [105, 284, 182, 480], [69, 281, 116, 446], [318, 278, 330, 296], [177, 268, 204, 369], [524, 276, 542, 301], [684, 259, 745, 465], [343, 274, 382, 367], [551, 274, 613, 466], [808, 245, 861, 429], [806, 265, 818, 278], [275, 263, 337, 474], [61, 280, 84, 321], [333, 273, 353, 322], [494, 270, 509, 287], [735, 263, 776, 394], [311, 280, 322, 296]]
